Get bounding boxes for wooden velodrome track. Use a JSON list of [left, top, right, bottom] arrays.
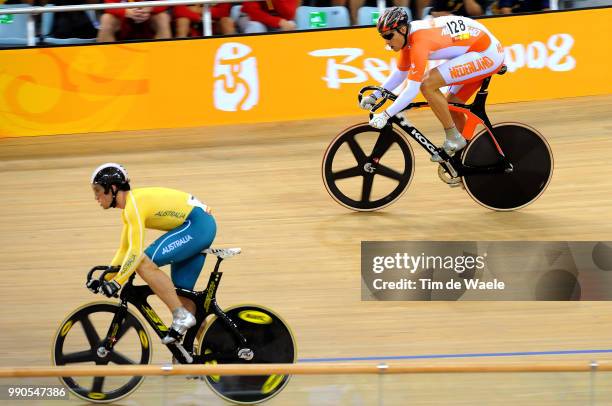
[[1, 95, 612, 405]]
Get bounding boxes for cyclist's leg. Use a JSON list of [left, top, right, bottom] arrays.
[[420, 68, 455, 130], [421, 67, 468, 160], [421, 68, 469, 158], [168, 209, 215, 327], [137, 256, 196, 342], [428, 41, 504, 156], [144, 207, 216, 287], [143, 207, 215, 340], [136, 256, 183, 311], [167, 208, 216, 291], [141, 216, 199, 313], [172, 255, 206, 314]]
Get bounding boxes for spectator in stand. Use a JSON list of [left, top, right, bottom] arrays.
[[238, 0, 297, 33], [48, 0, 98, 40], [429, 0, 488, 17], [349, 0, 409, 26], [174, 3, 236, 37], [97, 0, 171, 42], [410, 0, 430, 19], [494, 0, 549, 13]]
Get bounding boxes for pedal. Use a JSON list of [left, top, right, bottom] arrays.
[[161, 328, 184, 345]]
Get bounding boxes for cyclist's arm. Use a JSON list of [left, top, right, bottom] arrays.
[[385, 80, 421, 116], [110, 196, 146, 286], [383, 44, 428, 117], [110, 219, 128, 267], [373, 70, 408, 98]]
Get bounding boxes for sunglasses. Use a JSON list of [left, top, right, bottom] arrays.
[[381, 30, 396, 40]]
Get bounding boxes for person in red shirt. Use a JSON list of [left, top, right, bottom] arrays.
[[97, 0, 172, 42], [238, 0, 297, 33], [174, 3, 236, 37]]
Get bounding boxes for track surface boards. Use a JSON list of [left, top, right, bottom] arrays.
[[1, 96, 612, 405]]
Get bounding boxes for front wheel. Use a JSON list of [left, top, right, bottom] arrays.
[[52, 302, 152, 403], [197, 305, 296, 404], [461, 122, 553, 210], [322, 123, 415, 211]]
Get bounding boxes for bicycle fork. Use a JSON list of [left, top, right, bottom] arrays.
[[97, 302, 129, 360]]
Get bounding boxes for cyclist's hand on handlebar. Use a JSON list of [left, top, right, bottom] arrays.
[[86, 265, 120, 294], [359, 94, 378, 110], [86, 279, 101, 294], [101, 280, 121, 298], [369, 111, 391, 129]]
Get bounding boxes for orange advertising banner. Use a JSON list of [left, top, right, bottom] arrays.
[[0, 7, 610, 137]]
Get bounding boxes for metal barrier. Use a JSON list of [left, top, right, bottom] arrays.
[[0, 0, 253, 46], [1, 361, 611, 377], [0, 0, 388, 47], [1, 361, 611, 404]]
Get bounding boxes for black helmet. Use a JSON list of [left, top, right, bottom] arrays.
[[91, 163, 130, 194], [377, 7, 410, 34]]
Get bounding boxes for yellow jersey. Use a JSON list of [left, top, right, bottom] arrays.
[[110, 187, 210, 285]]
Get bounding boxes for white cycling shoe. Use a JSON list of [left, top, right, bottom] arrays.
[[430, 135, 467, 162], [161, 307, 196, 344]]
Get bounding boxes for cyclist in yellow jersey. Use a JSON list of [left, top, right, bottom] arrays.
[[89, 163, 216, 344]]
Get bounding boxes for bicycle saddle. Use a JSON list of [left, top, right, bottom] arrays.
[[202, 247, 242, 259]]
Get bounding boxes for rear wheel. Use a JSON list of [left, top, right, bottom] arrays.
[[461, 123, 553, 210], [52, 302, 152, 403], [198, 305, 296, 404], [322, 123, 415, 211]]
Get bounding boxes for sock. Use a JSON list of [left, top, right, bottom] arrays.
[[444, 126, 461, 140]]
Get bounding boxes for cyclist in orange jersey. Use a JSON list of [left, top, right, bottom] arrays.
[[361, 7, 504, 161]]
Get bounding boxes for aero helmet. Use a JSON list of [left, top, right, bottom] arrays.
[[377, 7, 410, 34], [91, 163, 130, 207]]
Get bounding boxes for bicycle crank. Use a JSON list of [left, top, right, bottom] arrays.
[[438, 165, 463, 188], [237, 348, 254, 361]]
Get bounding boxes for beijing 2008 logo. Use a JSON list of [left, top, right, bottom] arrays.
[[213, 42, 259, 112]]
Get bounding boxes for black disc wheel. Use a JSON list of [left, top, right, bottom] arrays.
[[52, 302, 152, 403], [322, 123, 415, 211], [461, 123, 553, 210], [198, 305, 296, 404]]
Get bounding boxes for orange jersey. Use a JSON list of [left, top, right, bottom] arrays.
[[398, 16, 497, 82]]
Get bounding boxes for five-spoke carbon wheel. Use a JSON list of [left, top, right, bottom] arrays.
[[322, 123, 415, 211], [461, 123, 553, 210], [52, 302, 152, 403], [198, 305, 296, 404]]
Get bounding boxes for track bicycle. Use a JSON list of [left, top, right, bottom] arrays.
[[52, 248, 296, 404], [322, 65, 554, 211]]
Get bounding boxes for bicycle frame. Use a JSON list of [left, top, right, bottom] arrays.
[[365, 69, 513, 177], [93, 255, 248, 365]]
